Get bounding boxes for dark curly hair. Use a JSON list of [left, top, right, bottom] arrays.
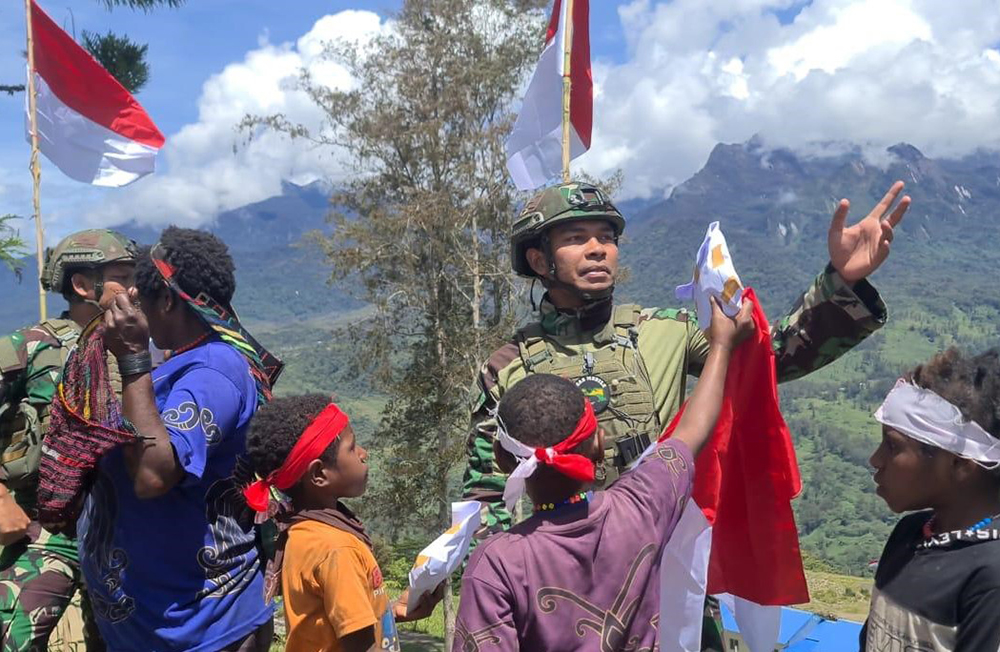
[[246, 394, 338, 483], [908, 348, 1000, 438], [134, 226, 236, 306], [498, 374, 587, 448]]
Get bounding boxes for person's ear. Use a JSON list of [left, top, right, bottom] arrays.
[[951, 456, 980, 485], [160, 286, 176, 313], [70, 271, 94, 301], [493, 439, 518, 474], [305, 458, 331, 488], [526, 247, 550, 279]]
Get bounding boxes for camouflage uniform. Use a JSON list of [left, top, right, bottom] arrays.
[[0, 230, 135, 652], [460, 183, 888, 651]]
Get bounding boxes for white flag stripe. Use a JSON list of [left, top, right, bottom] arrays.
[[658, 501, 712, 652], [27, 71, 159, 187], [505, 0, 589, 191]]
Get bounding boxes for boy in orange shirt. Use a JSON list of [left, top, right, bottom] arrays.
[[244, 395, 442, 652]]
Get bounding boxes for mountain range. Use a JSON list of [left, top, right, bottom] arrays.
[[2, 139, 998, 573]]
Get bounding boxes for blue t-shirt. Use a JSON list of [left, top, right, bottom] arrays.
[[78, 341, 272, 652]]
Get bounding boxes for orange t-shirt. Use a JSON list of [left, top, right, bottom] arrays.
[[281, 520, 400, 652]]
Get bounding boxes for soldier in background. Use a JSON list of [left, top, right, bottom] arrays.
[[0, 229, 137, 652], [462, 180, 909, 650]]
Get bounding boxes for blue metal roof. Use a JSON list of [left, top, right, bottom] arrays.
[[721, 604, 863, 652]]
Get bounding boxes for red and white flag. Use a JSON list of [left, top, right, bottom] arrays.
[[25, 0, 165, 187], [505, 0, 592, 191]]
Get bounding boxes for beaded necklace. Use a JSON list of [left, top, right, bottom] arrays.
[[923, 512, 1000, 540], [172, 332, 210, 356], [534, 491, 593, 513]]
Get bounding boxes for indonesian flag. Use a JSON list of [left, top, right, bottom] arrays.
[[505, 0, 592, 191], [25, 0, 165, 187], [655, 225, 808, 652]]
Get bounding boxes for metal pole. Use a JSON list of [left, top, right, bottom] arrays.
[[561, 0, 574, 184], [25, 0, 46, 321]]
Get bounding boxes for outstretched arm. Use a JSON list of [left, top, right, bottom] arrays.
[[672, 299, 753, 456]]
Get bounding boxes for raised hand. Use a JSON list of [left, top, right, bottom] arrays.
[[828, 181, 910, 284], [707, 296, 755, 352], [103, 290, 150, 359]]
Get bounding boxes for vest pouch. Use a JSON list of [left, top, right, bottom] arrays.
[[0, 399, 44, 492]]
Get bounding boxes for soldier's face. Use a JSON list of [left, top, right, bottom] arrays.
[[538, 220, 618, 294], [99, 263, 136, 303]]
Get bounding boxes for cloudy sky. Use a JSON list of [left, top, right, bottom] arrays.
[[1, 0, 999, 238]]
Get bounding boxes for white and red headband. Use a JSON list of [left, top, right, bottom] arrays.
[[496, 399, 599, 511], [875, 379, 1000, 468]]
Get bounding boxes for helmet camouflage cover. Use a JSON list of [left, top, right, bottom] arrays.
[[41, 229, 138, 293], [510, 182, 626, 278]]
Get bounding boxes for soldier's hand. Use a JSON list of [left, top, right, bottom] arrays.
[[103, 290, 150, 359], [707, 296, 754, 351], [0, 485, 29, 545], [828, 180, 910, 283]]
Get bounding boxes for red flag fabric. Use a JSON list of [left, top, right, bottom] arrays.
[[505, 0, 592, 190], [661, 288, 808, 605], [27, 0, 164, 186]]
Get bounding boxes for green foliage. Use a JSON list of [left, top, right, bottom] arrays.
[[0, 216, 25, 281], [81, 31, 149, 94]]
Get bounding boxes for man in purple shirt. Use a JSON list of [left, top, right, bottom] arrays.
[[455, 297, 751, 652]]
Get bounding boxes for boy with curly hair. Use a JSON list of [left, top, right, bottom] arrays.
[[244, 395, 442, 652], [864, 347, 1000, 651]]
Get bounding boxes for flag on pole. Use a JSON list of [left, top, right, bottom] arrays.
[[655, 224, 808, 651], [25, 0, 165, 187], [505, 0, 592, 191]]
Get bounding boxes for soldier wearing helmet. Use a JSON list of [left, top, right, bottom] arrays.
[[0, 228, 137, 651], [461, 180, 909, 649]]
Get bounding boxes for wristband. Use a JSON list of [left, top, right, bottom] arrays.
[[118, 351, 152, 377]]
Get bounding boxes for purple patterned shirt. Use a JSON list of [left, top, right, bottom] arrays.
[[455, 440, 694, 652]]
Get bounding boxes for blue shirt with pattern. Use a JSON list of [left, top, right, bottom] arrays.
[[78, 341, 272, 652]]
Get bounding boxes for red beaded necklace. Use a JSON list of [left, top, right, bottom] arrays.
[[172, 332, 210, 356]]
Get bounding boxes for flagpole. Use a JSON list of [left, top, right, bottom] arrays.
[[24, 0, 46, 321], [561, 0, 574, 184]]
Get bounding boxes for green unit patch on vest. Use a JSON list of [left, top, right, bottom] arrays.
[[514, 304, 660, 485], [575, 375, 610, 413]]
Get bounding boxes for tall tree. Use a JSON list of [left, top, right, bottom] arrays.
[[242, 0, 546, 645]]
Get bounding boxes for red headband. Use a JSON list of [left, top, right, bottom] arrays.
[[243, 403, 349, 512], [534, 399, 598, 482]]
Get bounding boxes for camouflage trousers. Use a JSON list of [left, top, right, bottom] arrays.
[[0, 522, 101, 652]]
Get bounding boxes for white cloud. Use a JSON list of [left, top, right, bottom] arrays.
[[89, 10, 387, 228], [579, 0, 1000, 199]]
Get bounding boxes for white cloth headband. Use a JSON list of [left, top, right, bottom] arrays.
[[495, 413, 552, 512], [875, 379, 1000, 468]]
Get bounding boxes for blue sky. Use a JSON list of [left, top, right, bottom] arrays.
[[2, 0, 1000, 239]]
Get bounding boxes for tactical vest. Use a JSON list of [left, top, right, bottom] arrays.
[[0, 318, 79, 492], [515, 304, 659, 486]]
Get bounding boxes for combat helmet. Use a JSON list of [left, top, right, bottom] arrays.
[[510, 182, 625, 278], [41, 229, 138, 295]]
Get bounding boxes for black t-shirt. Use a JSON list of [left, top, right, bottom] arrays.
[[861, 511, 1000, 652]]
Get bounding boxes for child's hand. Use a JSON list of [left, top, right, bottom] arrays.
[[707, 296, 754, 351], [393, 582, 445, 622]]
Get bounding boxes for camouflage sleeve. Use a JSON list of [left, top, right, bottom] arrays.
[[770, 263, 886, 383], [460, 374, 512, 542]]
